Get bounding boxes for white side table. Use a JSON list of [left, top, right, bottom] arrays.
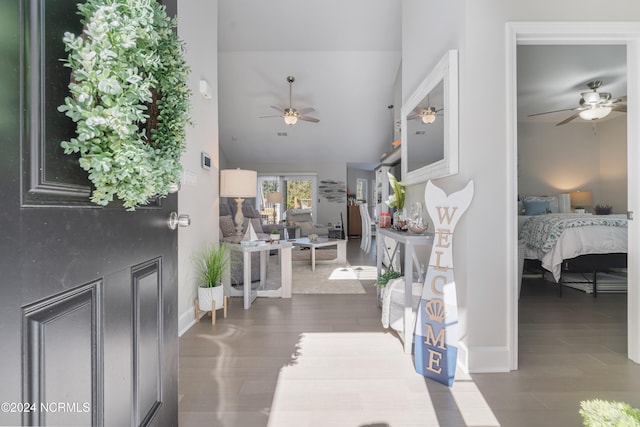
[[223, 241, 292, 309], [376, 228, 434, 353]]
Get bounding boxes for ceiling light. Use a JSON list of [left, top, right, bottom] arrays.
[[421, 111, 437, 124], [579, 106, 611, 121], [283, 115, 298, 125], [581, 91, 601, 105]]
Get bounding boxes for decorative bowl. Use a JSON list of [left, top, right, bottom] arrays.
[[409, 223, 429, 235], [308, 233, 318, 241]]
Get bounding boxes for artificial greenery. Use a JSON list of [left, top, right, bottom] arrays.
[[386, 172, 406, 210], [580, 399, 640, 426], [196, 245, 229, 288], [376, 269, 403, 288], [58, 0, 191, 210]]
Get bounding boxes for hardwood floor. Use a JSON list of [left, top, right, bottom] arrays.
[[179, 239, 640, 426]]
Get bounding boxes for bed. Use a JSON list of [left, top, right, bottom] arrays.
[[518, 212, 628, 294]]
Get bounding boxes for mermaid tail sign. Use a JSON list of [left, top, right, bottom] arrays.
[[414, 180, 473, 386]]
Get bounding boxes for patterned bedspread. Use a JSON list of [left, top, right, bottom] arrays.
[[520, 214, 627, 253]]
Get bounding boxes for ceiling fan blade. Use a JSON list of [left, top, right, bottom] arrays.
[[528, 107, 576, 117], [298, 115, 319, 123], [555, 113, 580, 126], [296, 107, 316, 115], [259, 114, 283, 119], [270, 105, 284, 112], [612, 105, 627, 113], [407, 113, 420, 120]]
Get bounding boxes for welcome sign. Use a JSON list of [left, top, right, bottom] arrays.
[[414, 180, 474, 387]]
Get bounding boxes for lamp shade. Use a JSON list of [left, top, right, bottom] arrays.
[[220, 169, 257, 198], [570, 191, 592, 208], [267, 191, 282, 203]]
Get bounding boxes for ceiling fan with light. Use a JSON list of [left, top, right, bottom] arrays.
[[529, 80, 627, 126], [407, 106, 443, 124], [260, 76, 319, 125]]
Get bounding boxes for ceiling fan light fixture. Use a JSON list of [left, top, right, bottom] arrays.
[[283, 114, 298, 125], [421, 111, 437, 124], [581, 91, 601, 105], [579, 105, 612, 121]]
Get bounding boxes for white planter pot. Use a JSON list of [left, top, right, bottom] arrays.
[[198, 285, 224, 312], [271, 234, 280, 241]]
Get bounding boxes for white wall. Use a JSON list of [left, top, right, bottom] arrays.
[[234, 161, 347, 228], [599, 116, 628, 213], [402, 0, 640, 372], [518, 117, 627, 213], [177, 0, 220, 335]]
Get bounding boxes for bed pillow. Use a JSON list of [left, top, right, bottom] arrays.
[[522, 199, 550, 216], [522, 195, 559, 213]]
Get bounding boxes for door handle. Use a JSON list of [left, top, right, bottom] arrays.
[[628, 211, 634, 220], [168, 212, 191, 230]]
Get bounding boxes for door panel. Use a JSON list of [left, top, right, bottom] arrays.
[[23, 281, 100, 426], [0, 0, 179, 425], [133, 260, 162, 426]]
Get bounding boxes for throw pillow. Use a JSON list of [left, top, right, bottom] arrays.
[[243, 217, 263, 234], [220, 215, 236, 237]]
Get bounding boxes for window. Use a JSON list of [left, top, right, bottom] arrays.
[[257, 174, 318, 223]]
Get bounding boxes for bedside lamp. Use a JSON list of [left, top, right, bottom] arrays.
[[570, 191, 592, 214], [220, 169, 257, 234]]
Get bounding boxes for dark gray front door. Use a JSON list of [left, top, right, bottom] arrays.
[[0, 0, 179, 425]]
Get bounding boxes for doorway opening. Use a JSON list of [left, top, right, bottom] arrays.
[[506, 22, 640, 370]]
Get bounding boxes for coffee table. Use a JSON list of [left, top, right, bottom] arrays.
[[290, 238, 347, 271]]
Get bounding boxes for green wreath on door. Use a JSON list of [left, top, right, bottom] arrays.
[[59, 0, 191, 210]]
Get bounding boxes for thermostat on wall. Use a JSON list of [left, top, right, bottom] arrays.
[[201, 152, 211, 170]]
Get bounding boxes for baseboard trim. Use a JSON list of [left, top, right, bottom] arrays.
[[178, 307, 202, 336], [460, 343, 511, 373]]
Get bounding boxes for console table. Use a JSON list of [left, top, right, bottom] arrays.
[[376, 228, 434, 353], [223, 241, 292, 309]]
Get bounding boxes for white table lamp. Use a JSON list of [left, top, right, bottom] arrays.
[[220, 169, 257, 234], [267, 191, 282, 224]]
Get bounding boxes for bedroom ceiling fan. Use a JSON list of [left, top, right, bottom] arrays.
[[529, 80, 627, 126], [260, 76, 319, 125], [407, 106, 443, 124]]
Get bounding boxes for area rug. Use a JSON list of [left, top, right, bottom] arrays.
[[263, 249, 370, 294]]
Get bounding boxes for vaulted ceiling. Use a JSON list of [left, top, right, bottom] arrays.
[[217, 0, 402, 169], [216, 4, 628, 171]]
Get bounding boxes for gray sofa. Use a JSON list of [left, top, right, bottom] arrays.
[[285, 209, 329, 237]]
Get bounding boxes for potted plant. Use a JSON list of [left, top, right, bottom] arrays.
[[376, 269, 403, 288], [580, 399, 640, 426], [270, 229, 281, 241], [195, 244, 229, 323]]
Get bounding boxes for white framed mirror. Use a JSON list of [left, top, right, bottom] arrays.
[[401, 50, 458, 185]]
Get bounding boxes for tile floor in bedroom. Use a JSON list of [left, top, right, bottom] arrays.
[[178, 238, 640, 427]]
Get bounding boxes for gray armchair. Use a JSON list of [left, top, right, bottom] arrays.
[[285, 209, 329, 237]]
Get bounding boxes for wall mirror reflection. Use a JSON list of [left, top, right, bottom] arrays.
[[401, 50, 458, 185]]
